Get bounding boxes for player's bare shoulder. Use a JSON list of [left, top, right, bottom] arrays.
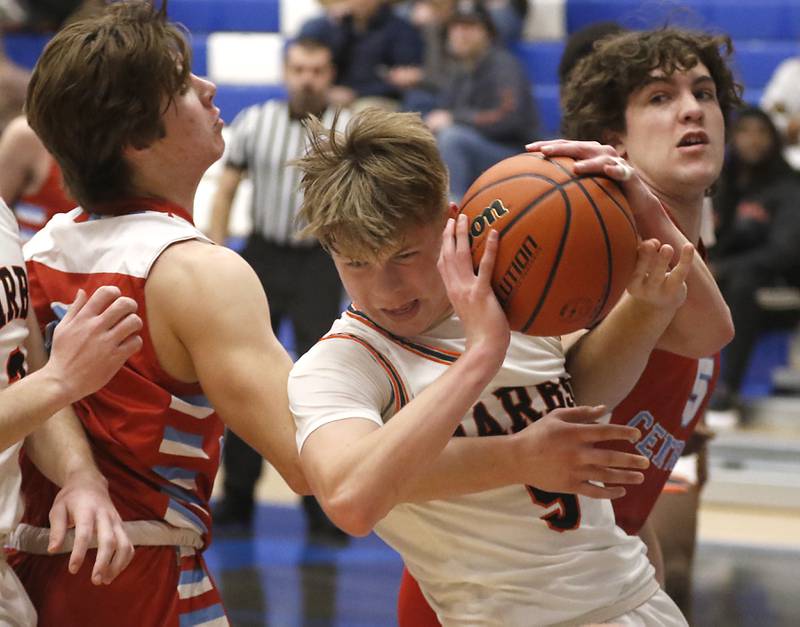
[[145, 239, 270, 381], [148, 239, 266, 310]]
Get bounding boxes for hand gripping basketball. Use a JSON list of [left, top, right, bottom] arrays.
[[459, 151, 639, 336]]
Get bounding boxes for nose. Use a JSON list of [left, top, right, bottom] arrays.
[[194, 74, 217, 106], [679, 91, 704, 123]]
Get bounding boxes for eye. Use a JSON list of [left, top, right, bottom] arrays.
[[695, 88, 717, 101], [394, 251, 418, 263], [648, 92, 670, 105], [344, 259, 368, 269]]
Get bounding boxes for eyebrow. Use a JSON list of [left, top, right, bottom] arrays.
[[640, 73, 716, 89]]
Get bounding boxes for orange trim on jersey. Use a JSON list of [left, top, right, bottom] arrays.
[[322, 333, 409, 412], [345, 308, 460, 365], [662, 484, 691, 494]]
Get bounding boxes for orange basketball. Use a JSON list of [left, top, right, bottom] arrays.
[[460, 153, 639, 336]]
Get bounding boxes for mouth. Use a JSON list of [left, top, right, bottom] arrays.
[[381, 300, 420, 319], [676, 131, 709, 148]]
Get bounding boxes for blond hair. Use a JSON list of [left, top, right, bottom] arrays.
[[295, 108, 449, 261]]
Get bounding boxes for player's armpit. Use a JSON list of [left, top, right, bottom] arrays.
[[146, 241, 309, 495]]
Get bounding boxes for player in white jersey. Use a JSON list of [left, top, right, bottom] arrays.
[[288, 108, 696, 625], [0, 198, 140, 625]]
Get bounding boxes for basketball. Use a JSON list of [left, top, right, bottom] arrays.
[[460, 153, 639, 336]]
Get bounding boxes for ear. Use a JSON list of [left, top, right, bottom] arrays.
[[603, 130, 627, 158], [447, 202, 459, 219]]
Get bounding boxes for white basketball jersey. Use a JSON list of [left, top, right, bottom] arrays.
[[290, 308, 657, 626], [0, 201, 30, 535]]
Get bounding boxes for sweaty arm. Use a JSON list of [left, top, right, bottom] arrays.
[[630, 195, 732, 358], [146, 241, 308, 495], [567, 240, 694, 409], [291, 329, 504, 537], [206, 165, 243, 245]]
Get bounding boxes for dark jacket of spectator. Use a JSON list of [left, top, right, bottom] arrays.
[[299, 4, 423, 100], [437, 45, 537, 143], [712, 108, 800, 281]]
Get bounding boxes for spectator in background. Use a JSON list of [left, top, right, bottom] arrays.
[[403, 0, 455, 114], [299, 0, 423, 110], [709, 106, 800, 416], [425, 0, 537, 200], [0, 115, 74, 242], [761, 54, 800, 170], [207, 37, 348, 543]]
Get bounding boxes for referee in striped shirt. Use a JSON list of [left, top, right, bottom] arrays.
[[208, 37, 349, 542]]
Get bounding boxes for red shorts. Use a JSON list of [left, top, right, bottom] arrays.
[[398, 566, 440, 627], [9, 545, 227, 627]]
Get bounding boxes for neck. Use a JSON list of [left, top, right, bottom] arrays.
[[130, 170, 200, 216], [637, 175, 706, 244]]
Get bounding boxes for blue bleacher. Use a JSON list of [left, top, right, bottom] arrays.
[[168, 0, 279, 33], [515, 41, 565, 87], [4, 32, 209, 76], [215, 84, 287, 123], [733, 41, 800, 91], [567, 0, 800, 41]]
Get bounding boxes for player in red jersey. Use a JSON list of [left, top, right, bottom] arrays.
[[397, 27, 735, 625], [1, 194, 141, 625], [9, 2, 308, 626], [0, 115, 75, 242]]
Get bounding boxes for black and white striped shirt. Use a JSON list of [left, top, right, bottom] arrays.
[[225, 101, 349, 246]]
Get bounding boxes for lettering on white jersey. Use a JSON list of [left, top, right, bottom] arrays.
[[454, 377, 582, 531], [0, 264, 28, 329], [455, 377, 576, 437]]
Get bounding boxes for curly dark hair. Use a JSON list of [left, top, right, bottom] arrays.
[[561, 28, 743, 142]]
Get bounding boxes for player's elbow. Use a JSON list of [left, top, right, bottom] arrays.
[[320, 485, 386, 537], [285, 472, 313, 497], [660, 305, 734, 358], [685, 311, 735, 358]]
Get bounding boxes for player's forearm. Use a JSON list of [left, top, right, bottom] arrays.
[[207, 194, 234, 244], [567, 293, 674, 409], [24, 402, 102, 488], [656, 257, 733, 358], [207, 168, 241, 244], [217, 363, 311, 496], [0, 364, 73, 453], [311, 344, 502, 535], [395, 434, 522, 502]]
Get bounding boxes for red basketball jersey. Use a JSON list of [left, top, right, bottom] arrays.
[[606, 349, 719, 534], [19, 199, 223, 546]]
